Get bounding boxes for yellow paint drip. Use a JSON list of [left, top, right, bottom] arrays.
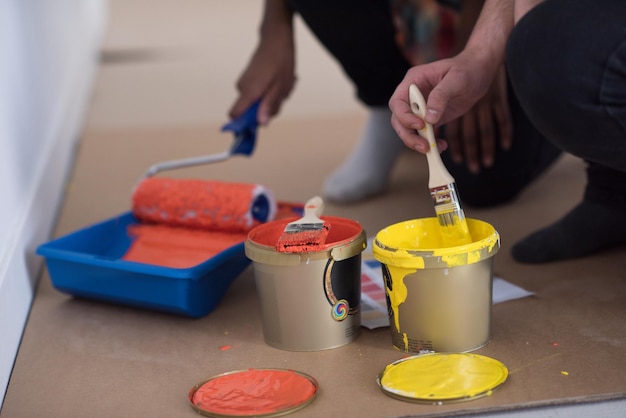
[[380, 353, 508, 402], [386, 265, 413, 331]]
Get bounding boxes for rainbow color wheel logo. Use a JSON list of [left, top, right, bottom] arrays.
[[331, 299, 349, 322]]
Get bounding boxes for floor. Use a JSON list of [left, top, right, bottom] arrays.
[[2, 1, 626, 417]]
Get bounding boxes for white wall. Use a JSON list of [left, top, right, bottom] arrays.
[[0, 0, 106, 405]]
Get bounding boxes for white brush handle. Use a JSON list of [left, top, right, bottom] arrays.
[[300, 195, 324, 223], [409, 84, 455, 188]]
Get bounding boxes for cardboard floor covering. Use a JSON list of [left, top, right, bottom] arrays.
[[2, 117, 626, 417]]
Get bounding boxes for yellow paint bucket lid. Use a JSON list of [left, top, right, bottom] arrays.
[[377, 353, 508, 404]]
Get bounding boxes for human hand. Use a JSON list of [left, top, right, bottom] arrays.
[[228, 25, 296, 126], [443, 66, 512, 173], [389, 51, 498, 154]]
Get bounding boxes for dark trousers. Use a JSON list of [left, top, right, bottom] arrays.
[[507, 0, 626, 209], [288, 0, 563, 207]]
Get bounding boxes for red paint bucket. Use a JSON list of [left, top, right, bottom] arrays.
[[245, 216, 366, 351]]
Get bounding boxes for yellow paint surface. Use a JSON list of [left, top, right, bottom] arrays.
[[380, 353, 508, 401], [373, 218, 499, 269]]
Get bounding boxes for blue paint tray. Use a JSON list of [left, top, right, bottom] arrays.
[[36, 212, 250, 317], [37, 203, 302, 317]]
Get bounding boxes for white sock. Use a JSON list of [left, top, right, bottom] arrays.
[[323, 107, 405, 203]]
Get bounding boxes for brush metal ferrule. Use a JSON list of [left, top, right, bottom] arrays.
[[430, 183, 465, 226], [283, 222, 326, 233]]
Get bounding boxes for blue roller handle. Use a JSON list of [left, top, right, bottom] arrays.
[[221, 100, 260, 157]]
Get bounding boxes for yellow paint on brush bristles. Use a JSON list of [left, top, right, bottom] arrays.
[[436, 210, 472, 247], [430, 183, 473, 246]]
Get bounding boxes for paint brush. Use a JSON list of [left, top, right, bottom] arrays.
[[409, 84, 472, 246], [275, 196, 330, 253]]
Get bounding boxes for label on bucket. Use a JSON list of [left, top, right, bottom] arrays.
[[324, 257, 361, 322], [390, 331, 433, 353]]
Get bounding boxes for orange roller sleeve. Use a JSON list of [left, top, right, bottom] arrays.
[[131, 178, 277, 233]]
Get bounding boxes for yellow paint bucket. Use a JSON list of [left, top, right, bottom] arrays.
[[372, 218, 500, 353]]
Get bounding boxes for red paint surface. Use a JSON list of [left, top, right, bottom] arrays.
[[122, 202, 302, 268], [191, 369, 316, 416], [122, 224, 246, 268], [249, 216, 362, 254]]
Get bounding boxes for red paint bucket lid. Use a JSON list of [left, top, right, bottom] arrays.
[[189, 368, 318, 417]]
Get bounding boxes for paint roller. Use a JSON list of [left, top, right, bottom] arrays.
[[132, 178, 276, 233], [131, 101, 277, 233]]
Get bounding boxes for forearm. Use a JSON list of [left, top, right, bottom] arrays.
[[229, 0, 297, 123], [260, 0, 294, 38], [463, 0, 515, 76], [514, 0, 543, 22], [455, 0, 485, 52]]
